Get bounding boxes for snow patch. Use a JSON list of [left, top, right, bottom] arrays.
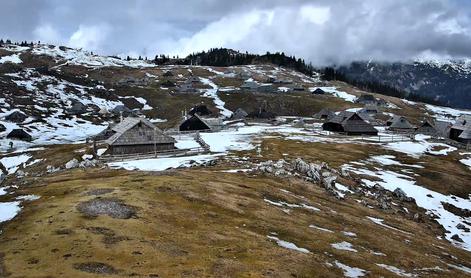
[[334, 261, 367, 278], [267, 235, 310, 254], [0, 53, 22, 64], [108, 154, 221, 171], [331, 241, 358, 252]]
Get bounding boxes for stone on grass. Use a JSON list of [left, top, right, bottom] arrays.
[[77, 198, 136, 219], [65, 158, 79, 169]]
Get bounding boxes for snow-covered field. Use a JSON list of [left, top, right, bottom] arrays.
[[386, 134, 457, 158], [108, 154, 222, 171]]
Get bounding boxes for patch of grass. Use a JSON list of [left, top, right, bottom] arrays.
[[221, 91, 354, 116], [0, 167, 469, 277]]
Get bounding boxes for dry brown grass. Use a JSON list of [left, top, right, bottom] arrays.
[[1, 165, 470, 277]]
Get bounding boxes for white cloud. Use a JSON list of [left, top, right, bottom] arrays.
[[33, 24, 61, 44], [300, 5, 331, 25], [3, 0, 471, 65], [67, 24, 110, 51]]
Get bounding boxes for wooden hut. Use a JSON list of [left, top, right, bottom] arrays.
[[161, 80, 176, 87], [458, 128, 471, 144], [434, 121, 452, 138], [163, 71, 174, 77], [103, 117, 175, 155], [313, 108, 335, 121], [360, 104, 379, 115], [450, 115, 471, 142], [356, 94, 377, 105], [189, 104, 213, 116], [312, 88, 326, 95], [293, 118, 305, 128], [7, 129, 32, 141], [247, 107, 276, 119], [387, 116, 415, 131], [67, 100, 87, 115], [111, 105, 134, 117], [178, 81, 197, 93], [322, 111, 378, 136], [5, 111, 27, 123], [256, 84, 275, 93], [240, 81, 259, 91], [231, 108, 248, 120], [188, 76, 200, 83], [416, 119, 437, 135], [179, 114, 222, 132], [291, 85, 305, 92]]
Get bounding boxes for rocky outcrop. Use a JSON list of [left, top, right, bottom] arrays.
[[256, 158, 343, 199]]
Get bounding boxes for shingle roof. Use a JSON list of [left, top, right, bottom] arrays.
[[388, 116, 415, 129], [434, 120, 452, 137], [452, 115, 471, 131], [458, 128, 471, 140], [327, 111, 378, 133], [313, 108, 335, 120], [232, 108, 248, 119], [198, 115, 223, 129], [105, 117, 175, 145]]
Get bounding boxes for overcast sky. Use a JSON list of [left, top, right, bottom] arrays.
[[1, 0, 471, 65]]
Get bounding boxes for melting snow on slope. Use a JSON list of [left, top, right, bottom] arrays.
[[343, 155, 471, 251], [200, 77, 233, 118], [0, 53, 22, 64], [0, 154, 31, 174], [376, 264, 416, 277], [108, 154, 222, 171], [173, 134, 201, 149], [334, 261, 367, 278], [460, 157, 471, 170], [264, 198, 320, 212], [311, 87, 357, 102], [386, 134, 456, 158], [366, 217, 411, 235], [267, 235, 310, 254], [0, 201, 21, 223], [309, 224, 334, 233], [425, 104, 471, 121], [331, 241, 358, 252]]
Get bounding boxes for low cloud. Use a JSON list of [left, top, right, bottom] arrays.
[[1, 0, 470, 65]]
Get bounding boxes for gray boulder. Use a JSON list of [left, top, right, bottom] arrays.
[[47, 165, 60, 173], [393, 188, 414, 202], [65, 158, 79, 169]]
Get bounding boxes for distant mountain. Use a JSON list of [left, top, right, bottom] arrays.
[[335, 59, 471, 109]]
